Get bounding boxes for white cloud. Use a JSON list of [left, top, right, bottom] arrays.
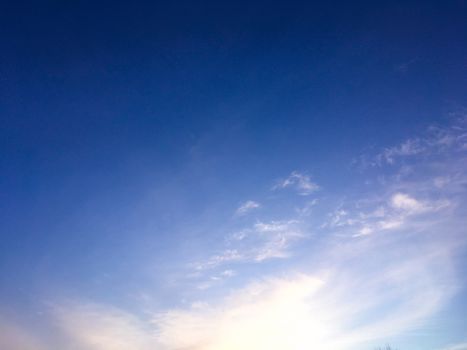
[[377, 219, 403, 230], [235, 200, 261, 216], [390, 193, 451, 216], [390, 193, 426, 213], [324, 191, 452, 238], [357, 226, 373, 236], [349, 197, 443, 237], [274, 171, 319, 195]]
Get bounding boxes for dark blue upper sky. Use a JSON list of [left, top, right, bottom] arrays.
[[1, 2, 467, 350], [2, 0, 466, 213]]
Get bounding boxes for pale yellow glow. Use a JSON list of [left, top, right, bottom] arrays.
[[154, 275, 346, 350]]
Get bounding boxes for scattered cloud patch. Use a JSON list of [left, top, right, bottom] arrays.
[[353, 193, 450, 238], [274, 171, 319, 195], [322, 192, 451, 238]]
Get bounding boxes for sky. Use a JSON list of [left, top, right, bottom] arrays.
[[1, 1, 467, 349]]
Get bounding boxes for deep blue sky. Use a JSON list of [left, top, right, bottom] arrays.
[[1, 2, 467, 350]]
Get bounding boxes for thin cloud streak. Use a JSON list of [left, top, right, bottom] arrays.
[[235, 201, 261, 216]]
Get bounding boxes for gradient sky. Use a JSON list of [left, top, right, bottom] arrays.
[[1, 1, 467, 350]]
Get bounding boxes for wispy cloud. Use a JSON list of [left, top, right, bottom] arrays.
[[231, 220, 304, 261], [192, 249, 244, 271], [378, 138, 426, 164], [273, 171, 319, 195], [295, 199, 319, 216], [235, 200, 261, 216], [193, 219, 304, 272], [323, 192, 451, 238], [355, 115, 467, 167]]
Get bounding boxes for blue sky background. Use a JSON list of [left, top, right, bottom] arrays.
[[1, 1, 467, 349]]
